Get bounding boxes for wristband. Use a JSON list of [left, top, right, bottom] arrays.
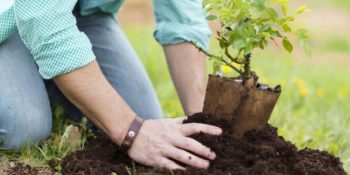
[[121, 115, 144, 151]]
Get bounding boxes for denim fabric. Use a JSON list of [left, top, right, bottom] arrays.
[[78, 0, 123, 16], [0, 12, 163, 149]]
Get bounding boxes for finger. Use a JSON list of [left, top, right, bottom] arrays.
[[169, 116, 188, 124], [155, 157, 185, 170], [173, 137, 216, 160], [164, 147, 210, 169], [180, 123, 222, 136]]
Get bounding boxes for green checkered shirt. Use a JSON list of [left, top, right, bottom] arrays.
[[0, 0, 211, 79]]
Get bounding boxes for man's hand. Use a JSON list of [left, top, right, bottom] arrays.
[[128, 117, 222, 170]]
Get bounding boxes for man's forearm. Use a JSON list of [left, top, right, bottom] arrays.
[[53, 60, 135, 145], [164, 43, 207, 116]]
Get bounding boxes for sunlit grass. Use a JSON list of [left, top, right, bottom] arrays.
[[308, 0, 350, 9], [322, 36, 350, 53], [329, 0, 350, 9]]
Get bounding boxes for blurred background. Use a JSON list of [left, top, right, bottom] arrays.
[[118, 0, 350, 171]]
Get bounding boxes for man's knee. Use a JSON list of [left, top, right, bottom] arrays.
[[0, 107, 52, 149]]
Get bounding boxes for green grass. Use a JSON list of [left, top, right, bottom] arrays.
[[322, 36, 350, 53], [328, 0, 350, 9], [308, 0, 350, 10], [310, 30, 350, 54], [1, 24, 350, 174], [0, 106, 92, 173]]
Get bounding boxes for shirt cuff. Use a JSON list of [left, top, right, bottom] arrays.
[[154, 22, 212, 53], [33, 26, 96, 79]]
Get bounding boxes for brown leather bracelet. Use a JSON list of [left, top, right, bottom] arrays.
[[121, 115, 144, 151]]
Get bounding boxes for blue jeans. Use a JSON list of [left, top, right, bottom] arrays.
[[0, 12, 163, 149]]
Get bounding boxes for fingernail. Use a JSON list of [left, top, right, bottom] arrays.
[[210, 152, 216, 159], [215, 128, 222, 135]]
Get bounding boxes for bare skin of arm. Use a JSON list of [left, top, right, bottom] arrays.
[[164, 43, 207, 116], [53, 60, 222, 170], [53, 61, 135, 145]]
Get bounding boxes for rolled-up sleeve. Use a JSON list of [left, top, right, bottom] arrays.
[[0, 7, 16, 43], [153, 0, 212, 52], [14, 0, 96, 79]]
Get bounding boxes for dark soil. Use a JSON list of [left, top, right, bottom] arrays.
[[59, 113, 346, 175]]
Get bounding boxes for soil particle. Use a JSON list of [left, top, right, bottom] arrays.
[[60, 113, 347, 175]]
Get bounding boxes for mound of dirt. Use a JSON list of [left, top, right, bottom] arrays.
[[60, 113, 346, 175]]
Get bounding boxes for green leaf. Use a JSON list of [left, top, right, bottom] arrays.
[[271, 30, 282, 37], [284, 16, 295, 22], [244, 42, 253, 54], [232, 38, 246, 49], [213, 61, 222, 74], [299, 39, 312, 56], [296, 5, 311, 14], [281, 23, 292, 32], [295, 28, 308, 39], [266, 8, 278, 18], [282, 38, 293, 53], [230, 23, 239, 30], [206, 15, 218, 21], [260, 24, 272, 31], [55, 165, 62, 172], [252, 0, 266, 11], [281, 4, 288, 16], [304, 42, 312, 56]]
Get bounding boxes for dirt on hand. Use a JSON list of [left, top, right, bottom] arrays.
[[59, 113, 346, 175]]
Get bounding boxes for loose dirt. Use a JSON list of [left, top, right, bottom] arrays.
[[59, 113, 346, 175]]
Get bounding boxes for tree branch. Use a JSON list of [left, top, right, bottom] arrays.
[[194, 43, 243, 75], [224, 47, 246, 64], [205, 52, 243, 74]]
